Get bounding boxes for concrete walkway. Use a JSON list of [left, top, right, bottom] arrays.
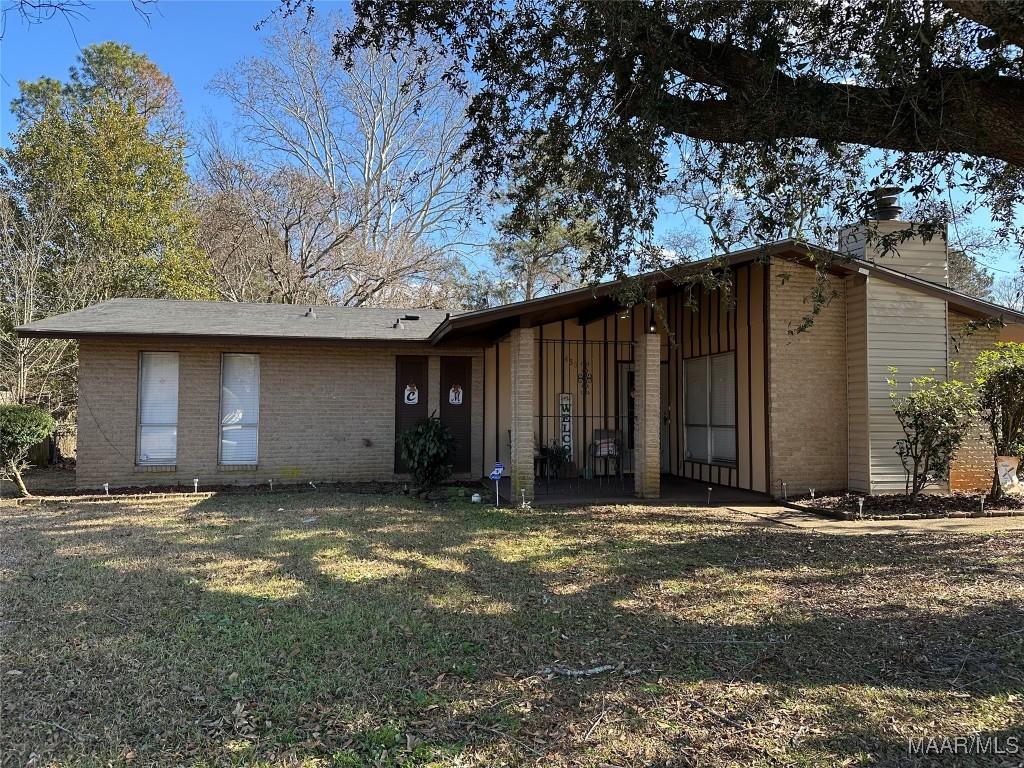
[[727, 504, 1024, 535]]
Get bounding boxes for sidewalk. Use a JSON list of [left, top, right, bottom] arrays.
[[727, 504, 1024, 535]]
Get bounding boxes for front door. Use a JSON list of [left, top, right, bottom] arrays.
[[440, 356, 472, 473], [395, 356, 428, 472]]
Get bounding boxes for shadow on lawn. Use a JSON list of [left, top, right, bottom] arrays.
[[3, 492, 1023, 766]]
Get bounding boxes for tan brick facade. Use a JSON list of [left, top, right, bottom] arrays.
[[508, 327, 535, 501], [76, 337, 482, 490], [949, 312, 1000, 492], [634, 332, 661, 498], [768, 263, 850, 496]]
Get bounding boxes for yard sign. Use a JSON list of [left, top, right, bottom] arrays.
[[559, 392, 573, 460]]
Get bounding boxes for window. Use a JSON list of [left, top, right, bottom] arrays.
[[138, 352, 179, 465], [684, 352, 736, 464], [220, 353, 259, 464]]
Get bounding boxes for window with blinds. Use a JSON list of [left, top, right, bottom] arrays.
[[220, 353, 260, 464], [137, 352, 179, 465], [684, 352, 737, 465]]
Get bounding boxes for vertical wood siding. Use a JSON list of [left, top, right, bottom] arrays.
[[479, 268, 771, 492]]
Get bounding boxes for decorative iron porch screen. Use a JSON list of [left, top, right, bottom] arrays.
[[137, 352, 179, 464], [684, 352, 737, 464], [220, 353, 260, 464]]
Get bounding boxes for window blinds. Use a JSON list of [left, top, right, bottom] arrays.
[[138, 352, 179, 464], [220, 354, 260, 464], [684, 352, 737, 464]]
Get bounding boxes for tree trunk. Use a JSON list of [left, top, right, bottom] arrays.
[[6, 461, 31, 498]]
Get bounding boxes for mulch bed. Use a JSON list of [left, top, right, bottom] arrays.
[[792, 491, 1024, 520]]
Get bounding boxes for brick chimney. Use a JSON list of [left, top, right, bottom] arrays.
[[838, 187, 948, 286]]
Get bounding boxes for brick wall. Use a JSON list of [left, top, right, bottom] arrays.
[[76, 337, 483, 490], [634, 332, 661, 498], [948, 312, 1000, 492], [508, 327, 535, 501], [768, 262, 849, 495]]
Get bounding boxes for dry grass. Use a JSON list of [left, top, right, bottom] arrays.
[[2, 491, 1022, 767]]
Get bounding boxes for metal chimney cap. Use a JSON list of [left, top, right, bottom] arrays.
[[304, 307, 317, 319], [869, 186, 903, 220]]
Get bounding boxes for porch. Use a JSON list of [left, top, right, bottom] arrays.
[[476, 266, 771, 501], [493, 473, 768, 507]]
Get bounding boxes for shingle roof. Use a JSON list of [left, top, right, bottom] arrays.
[[16, 299, 454, 342]]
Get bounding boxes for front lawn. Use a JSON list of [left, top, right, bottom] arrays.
[[2, 492, 1022, 766]]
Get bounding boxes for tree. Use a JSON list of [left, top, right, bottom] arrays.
[[325, 0, 1024, 290], [6, 42, 213, 302], [206, 13, 470, 306], [490, 185, 601, 302], [1, 43, 213, 435], [0, 0, 154, 40], [993, 273, 1024, 310], [0, 187, 84, 420], [0, 404, 55, 497], [948, 249, 995, 299], [974, 342, 1024, 498], [888, 371, 977, 496]]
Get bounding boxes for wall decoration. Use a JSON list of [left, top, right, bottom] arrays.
[[559, 392, 573, 460], [448, 383, 463, 405], [576, 362, 592, 396], [403, 382, 419, 405]]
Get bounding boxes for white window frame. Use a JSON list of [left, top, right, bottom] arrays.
[[684, 351, 737, 466], [219, 353, 260, 465], [137, 351, 179, 465]]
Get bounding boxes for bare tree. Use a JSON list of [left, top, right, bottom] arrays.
[[993, 273, 1024, 311], [205, 13, 470, 306], [0, 189, 88, 423]]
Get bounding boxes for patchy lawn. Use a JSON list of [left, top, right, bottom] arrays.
[[1, 493, 1022, 767]]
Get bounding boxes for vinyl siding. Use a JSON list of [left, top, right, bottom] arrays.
[[846, 275, 870, 492], [865, 279, 949, 493]]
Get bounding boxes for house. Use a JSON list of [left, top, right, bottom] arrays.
[[17, 208, 1024, 499]]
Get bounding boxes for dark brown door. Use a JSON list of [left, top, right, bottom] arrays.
[[395, 356, 428, 472], [440, 356, 472, 473]]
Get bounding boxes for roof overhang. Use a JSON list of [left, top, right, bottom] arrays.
[[430, 239, 1024, 344]]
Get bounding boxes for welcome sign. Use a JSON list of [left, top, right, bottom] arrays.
[[559, 392, 573, 460]]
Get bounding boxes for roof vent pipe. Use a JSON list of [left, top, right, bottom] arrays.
[[869, 186, 903, 220], [304, 307, 317, 319]]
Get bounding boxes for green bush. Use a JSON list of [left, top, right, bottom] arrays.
[[974, 342, 1024, 497], [0, 404, 56, 497], [397, 414, 455, 491], [888, 371, 977, 497]]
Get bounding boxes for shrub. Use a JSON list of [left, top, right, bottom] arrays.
[[888, 371, 977, 497], [397, 414, 455, 491], [974, 342, 1024, 497], [0, 404, 56, 497]]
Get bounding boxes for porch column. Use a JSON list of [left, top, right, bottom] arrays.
[[509, 326, 536, 502], [634, 331, 661, 498]]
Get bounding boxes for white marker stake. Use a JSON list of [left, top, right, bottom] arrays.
[[103, 483, 109, 496], [193, 478, 199, 494]]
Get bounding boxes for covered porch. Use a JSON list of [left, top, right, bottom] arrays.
[[436, 262, 772, 502]]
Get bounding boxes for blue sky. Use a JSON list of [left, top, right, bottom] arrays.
[[1, 0, 1018, 279], [1, 0, 284, 145]]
